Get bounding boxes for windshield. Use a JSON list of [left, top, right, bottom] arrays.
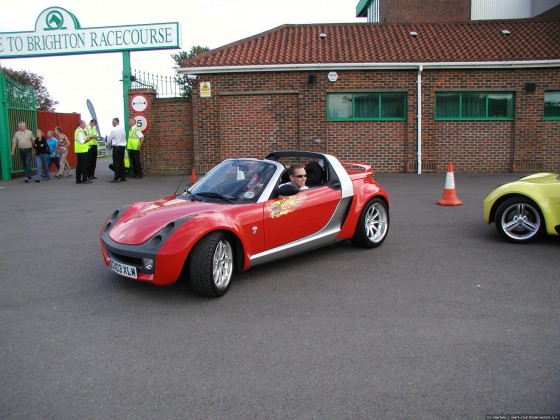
[[182, 160, 277, 203]]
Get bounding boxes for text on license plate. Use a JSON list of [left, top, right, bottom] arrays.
[[110, 259, 138, 279]]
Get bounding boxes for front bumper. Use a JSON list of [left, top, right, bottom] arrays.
[[101, 235, 158, 282]]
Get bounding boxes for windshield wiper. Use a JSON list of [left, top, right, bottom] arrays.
[[192, 191, 235, 203]]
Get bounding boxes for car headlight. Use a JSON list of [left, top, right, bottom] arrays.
[[142, 216, 195, 251], [102, 205, 132, 234]]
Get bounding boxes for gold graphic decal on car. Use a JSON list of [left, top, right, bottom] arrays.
[[266, 194, 307, 218]]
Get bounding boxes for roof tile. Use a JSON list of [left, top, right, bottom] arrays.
[[182, 20, 560, 68]]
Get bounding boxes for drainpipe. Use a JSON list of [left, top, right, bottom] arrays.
[[417, 65, 423, 174]]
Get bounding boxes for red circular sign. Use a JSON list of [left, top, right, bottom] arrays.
[[131, 95, 148, 113], [133, 114, 149, 132]]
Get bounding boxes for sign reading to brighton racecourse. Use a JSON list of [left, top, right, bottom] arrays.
[[0, 7, 180, 58]]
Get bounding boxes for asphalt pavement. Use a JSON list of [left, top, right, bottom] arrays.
[[1, 160, 558, 419]]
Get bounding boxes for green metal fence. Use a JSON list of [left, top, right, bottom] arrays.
[[131, 69, 184, 98], [0, 71, 37, 180]]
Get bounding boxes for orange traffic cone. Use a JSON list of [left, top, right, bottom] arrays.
[[437, 162, 463, 206], [191, 167, 197, 184]]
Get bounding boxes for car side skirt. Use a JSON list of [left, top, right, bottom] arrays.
[[249, 227, 341, 267]]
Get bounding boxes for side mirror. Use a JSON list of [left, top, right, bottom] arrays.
[[276, 183, 299, 197]]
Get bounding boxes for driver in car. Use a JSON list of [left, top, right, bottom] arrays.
[[282, 164, 309, 191]]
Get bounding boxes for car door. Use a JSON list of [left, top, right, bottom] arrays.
[[263, 186, 341, 250]]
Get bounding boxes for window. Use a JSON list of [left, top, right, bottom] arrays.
[[183, 159, 277, 203], [435, 92, 514, 120], [544, 91, 560, 119], [327, 92, 406, 121]]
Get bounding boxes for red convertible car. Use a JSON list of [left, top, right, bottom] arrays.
[[100, 151, 390, 297]]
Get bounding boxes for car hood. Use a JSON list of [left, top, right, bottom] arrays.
[[109, 195, 233, 245], [516, 173, 559, 185]]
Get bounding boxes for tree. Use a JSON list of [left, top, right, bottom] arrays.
[[2, 67, 58, 111], [171, 45, 209, 98]]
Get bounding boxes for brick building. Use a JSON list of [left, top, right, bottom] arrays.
[[356, 0, 560, 22], [171, 18, 559, 174], [357, 0, 471, 23]]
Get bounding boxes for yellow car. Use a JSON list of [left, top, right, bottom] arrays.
[[483, 173, 560, 243]]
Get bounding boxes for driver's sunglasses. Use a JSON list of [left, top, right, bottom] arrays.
[[294, 174, 307, 178]]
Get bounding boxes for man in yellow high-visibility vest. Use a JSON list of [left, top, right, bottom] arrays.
[[74, 120, 91, 184], [86, 119, 99, 180], [128, 117, 144, 179]]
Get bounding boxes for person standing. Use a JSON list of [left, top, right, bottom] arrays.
[[128, 117, 144, 179], [10, 121, 34, 182], [33, 129, 51, 182], [74, 120, 91, 184], [107, 117, 127, 183], [86, 119, 99, 180], [54, 126, 73, 178], [46, 130, 60, 174]]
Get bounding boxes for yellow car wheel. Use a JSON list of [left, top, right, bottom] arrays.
[[495, 197, 545, 243]]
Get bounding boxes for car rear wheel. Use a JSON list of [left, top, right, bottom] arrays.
[[351, 198, 389, 248], [189, 231, 234, 297], [494, 197, 544, 244]]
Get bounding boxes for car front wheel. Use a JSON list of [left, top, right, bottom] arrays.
[[494, 197, 544, 244], [352, 198, 389, 248], [189, 232, 234, 297]]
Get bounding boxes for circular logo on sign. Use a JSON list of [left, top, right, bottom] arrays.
[[45, 11, 64, 30]]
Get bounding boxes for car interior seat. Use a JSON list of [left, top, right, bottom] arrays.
[[304, 161, 325, 187], [280, 168, 290, 184]]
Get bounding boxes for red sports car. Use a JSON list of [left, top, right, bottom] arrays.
[[100, 151, 390, 297]]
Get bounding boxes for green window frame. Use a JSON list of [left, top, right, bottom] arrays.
[[544, 91, 560, 120], [435, 92, 514, 120], [327, 92, 407, 121]]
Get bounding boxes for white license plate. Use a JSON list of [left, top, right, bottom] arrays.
[[110, 259, 137, 279]]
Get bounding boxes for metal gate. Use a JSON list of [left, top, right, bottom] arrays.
[[0, 71, 37, 180]]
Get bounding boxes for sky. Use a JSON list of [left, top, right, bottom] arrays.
[[0, 0, 361, 137]]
